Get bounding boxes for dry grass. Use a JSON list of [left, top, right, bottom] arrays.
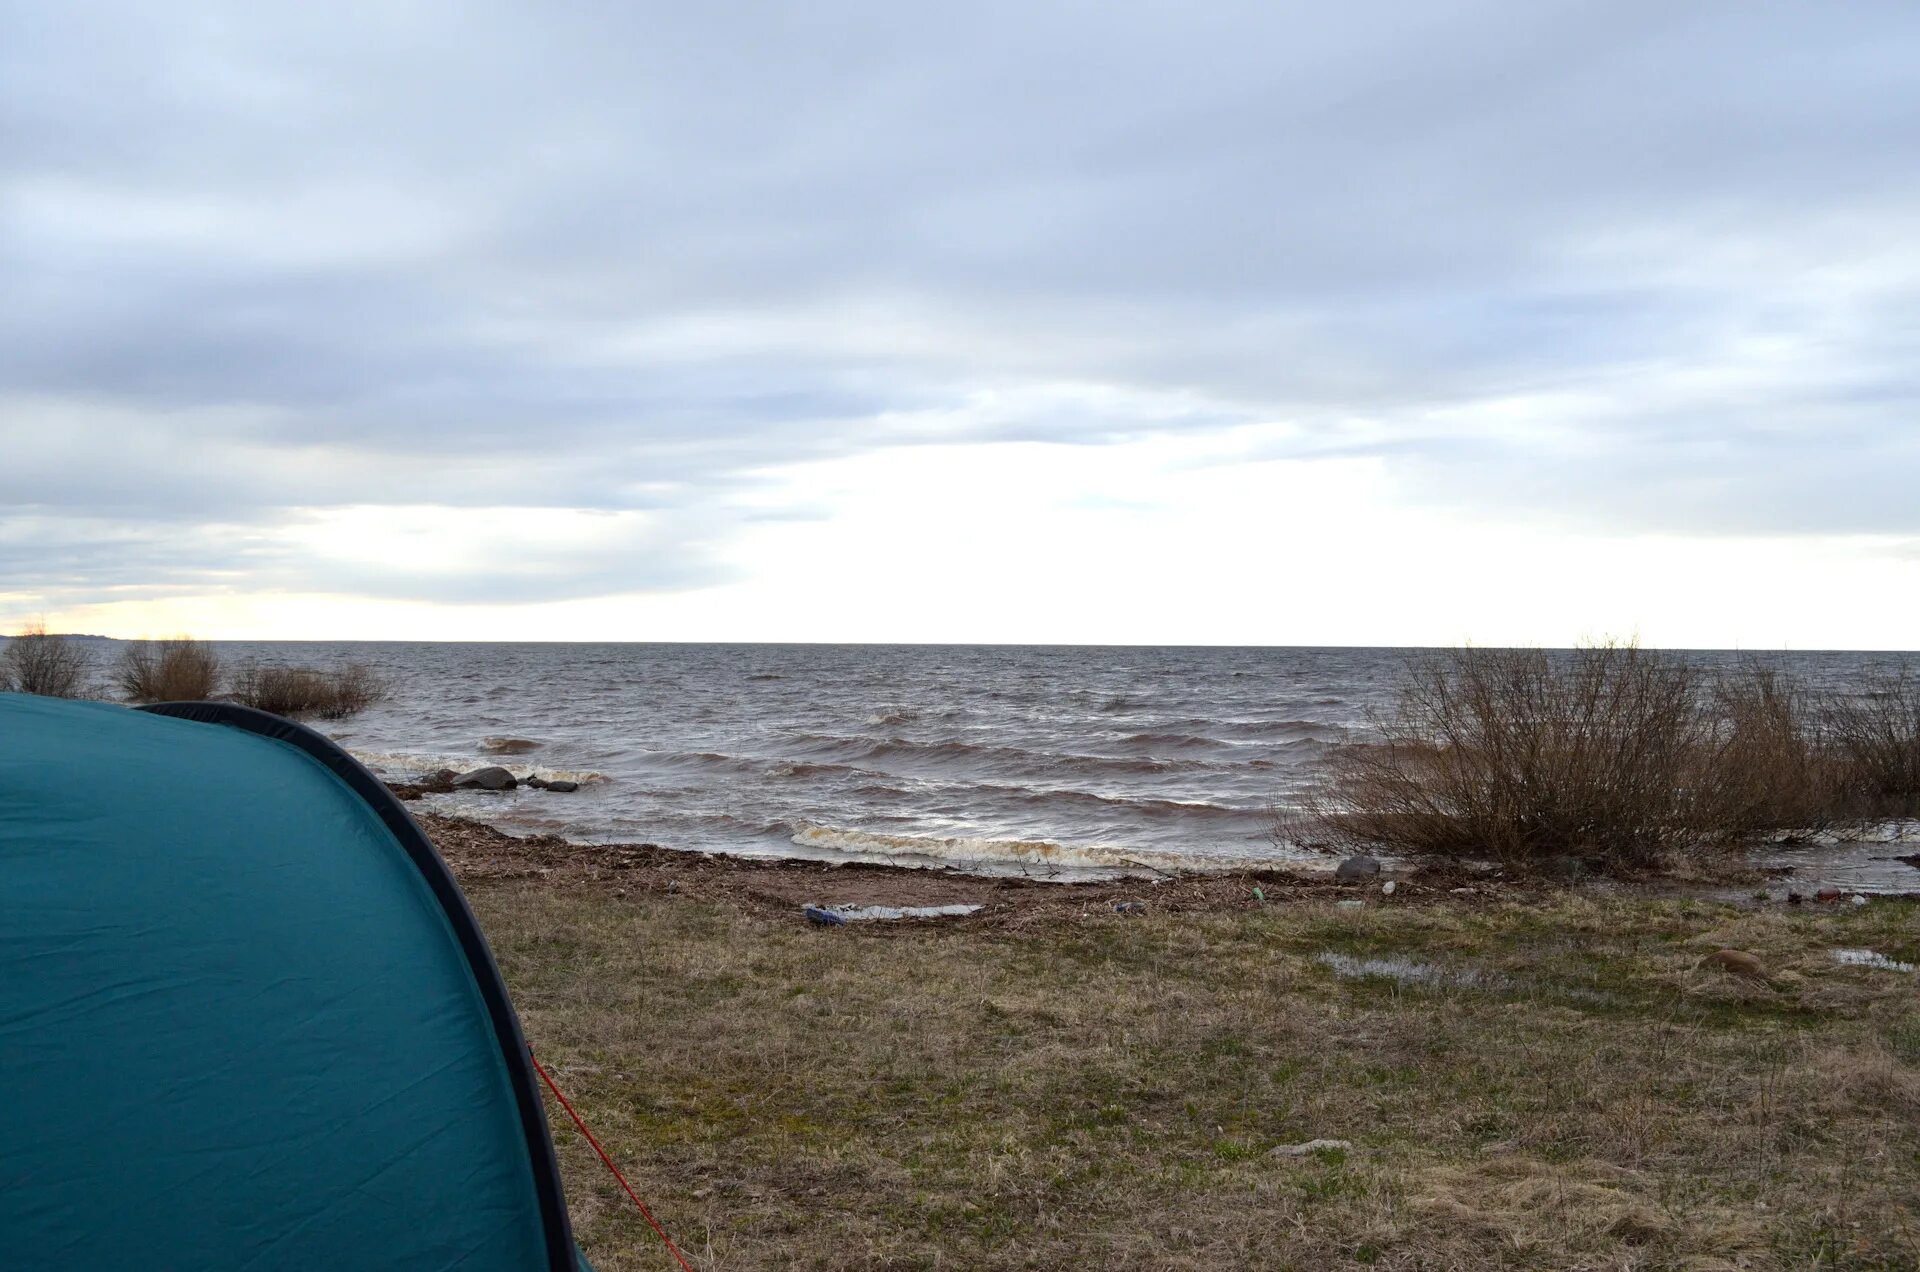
[[115, 637, 222, 702], [0, 621, 92, 698], [466, 873, 1920, 1270], [230, 660, 386, 719]]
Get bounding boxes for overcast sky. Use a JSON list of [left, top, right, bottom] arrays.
[[4, 2, 1918, 646]]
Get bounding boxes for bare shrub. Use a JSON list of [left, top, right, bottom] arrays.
[[1706, 664, 1844, 837], [116, 637, 222, 702], [1821, 665, 1920, 816], [1305, 643, 1726, 871], [231, 661, 387, 720], [1, 622, 93, 698], [324, 662, 386, 718]]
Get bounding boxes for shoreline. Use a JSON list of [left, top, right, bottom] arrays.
[[412, 810, 1920, 921]]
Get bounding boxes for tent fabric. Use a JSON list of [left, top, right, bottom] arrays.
[[0, 692, 581, 1270]]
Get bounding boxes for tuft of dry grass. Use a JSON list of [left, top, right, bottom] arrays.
[[115, 637, 221, 702], [0, 621, 92, 698], [230, 660, 386, 719], [461, 861, 1920, 1271]]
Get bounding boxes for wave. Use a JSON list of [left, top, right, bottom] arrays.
[[989, 784, 1259, 821], [523, 766, 610, 785], [1118, 731, 1234, 753], [766, 759, 864, 780], [1115, 721, 1337, 749], [778, 732, 1218, 779], [350, 749, 473, 776], [789, 824, 1253, 874]]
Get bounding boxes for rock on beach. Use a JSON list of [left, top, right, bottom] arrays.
[[1335, 855, 1382, 883]]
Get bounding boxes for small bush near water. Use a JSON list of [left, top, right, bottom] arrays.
[[0, 623, 93, 698], [231, 662, 387, 720], [116, 638, 222, 702], [1824, 666, 1920, 815], [1303, 643, 1920, 872]]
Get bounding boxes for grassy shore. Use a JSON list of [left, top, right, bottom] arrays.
[[432, 818, 1920, 1270]]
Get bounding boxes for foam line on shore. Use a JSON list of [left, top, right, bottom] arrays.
[[789, 824, 1252, 873]]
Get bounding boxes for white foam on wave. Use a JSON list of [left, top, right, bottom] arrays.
[[350, 750, 470, 777], [348, 749, 609, 786], [521, 766, 611, 785], [790, 824, 1254, 874]]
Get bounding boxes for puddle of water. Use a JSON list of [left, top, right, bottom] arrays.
[[1312, 951, 1502, 990], [1748, 822, 1920, 895], [1831, 948, 1917, 972]]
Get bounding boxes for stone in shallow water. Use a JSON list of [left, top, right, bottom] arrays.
[[450, 765, 517, 791]]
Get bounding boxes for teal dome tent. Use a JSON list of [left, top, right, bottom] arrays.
[[0, 692, 588, 1270]]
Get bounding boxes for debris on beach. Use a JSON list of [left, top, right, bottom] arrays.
[[804, 902, 983, 925], [1269, 1138, 1351, 1158]]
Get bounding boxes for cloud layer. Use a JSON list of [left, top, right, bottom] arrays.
[[4, 1, 1918, 628]]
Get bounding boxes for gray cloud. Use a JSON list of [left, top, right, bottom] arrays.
[[3, 0, 1918, 608]]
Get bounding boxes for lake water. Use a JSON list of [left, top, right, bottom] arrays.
[[205, 642, 1920, 885]]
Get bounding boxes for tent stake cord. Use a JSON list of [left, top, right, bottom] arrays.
[[529, 1048, 695, 1272]]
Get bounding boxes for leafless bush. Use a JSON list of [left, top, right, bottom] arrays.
[[324, 662, 386, 718], [231, 661, 388, 720], [1302, 646, 1920, 872], [1821, 665, 1920, 816], [1, 622, 93, 698], [116, 637, 222, 702], [1706, 664, 1845, 837], [1304, 643, 1728, 871]]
